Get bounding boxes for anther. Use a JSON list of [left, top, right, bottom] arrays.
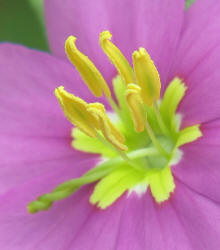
[[65, 36, 111, 98], [125, 84, 146, 132], [55, 86, 99, 137], [132, 48, 161, 106], [87, 105, 128, 151], [100, 31, 133, 85]]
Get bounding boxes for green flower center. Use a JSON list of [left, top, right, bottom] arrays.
[[27, 31, 202, 214], [73, 76, 201, 208]]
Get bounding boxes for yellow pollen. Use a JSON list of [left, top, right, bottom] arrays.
[[65, 36, 111, 98], [125, 84, 146, 132], [132, 48, 161, 106], [87, 105, 128, 151], [55, 86, 99, 137], [100, 30, 133, 85], [55, 86, 127, 151]]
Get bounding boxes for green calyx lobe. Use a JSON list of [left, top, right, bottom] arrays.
[[28, 77, 202, 213]]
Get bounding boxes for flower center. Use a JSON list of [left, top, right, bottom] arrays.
[[27, 31, 202, 214]]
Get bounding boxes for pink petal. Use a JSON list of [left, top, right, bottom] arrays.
[[169, 0, 220, 125], [0, 168, 97, 249], [169, 180, 220, 250], [0, 43, 99, 194], [1, 26, 219, 247], [1, 178, 219, 249], [44, 0, 184, 84], [174, 118, 220, 203]]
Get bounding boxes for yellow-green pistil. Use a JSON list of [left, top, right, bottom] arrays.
[[27, 31, 202, 213]]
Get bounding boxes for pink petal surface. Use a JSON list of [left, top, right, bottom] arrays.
[[0, 177, 220, 249], [174, 118, 220, 203], [0, 169, 97, 250], [169, 0, 220, 126], [0, 44, 99, 194], [1, 1, 220, 247], [168, 180, 220, 250], [45, 0, 184, 85]]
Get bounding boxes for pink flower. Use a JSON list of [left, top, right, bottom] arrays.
[[0, 0, 220, 249]]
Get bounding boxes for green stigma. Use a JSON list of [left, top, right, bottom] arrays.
[[27, 31, 202, 214]]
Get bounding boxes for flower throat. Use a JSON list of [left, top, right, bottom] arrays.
[[27, 30, 202, 214]]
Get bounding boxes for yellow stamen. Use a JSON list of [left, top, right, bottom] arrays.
[[65, 36, 111, 98], [125, 84, 146, 132], [87, 105, 128, 151], [55, 86, 99, 137], [100, 31, 133, 85], [132, 48, 161, 106]]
